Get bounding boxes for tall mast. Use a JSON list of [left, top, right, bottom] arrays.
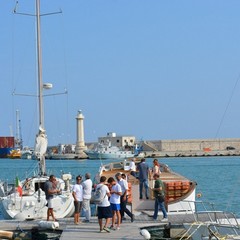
[[35, 0, 46, 175], [36, 0, 44, 128], [16, 110, 23, 150]]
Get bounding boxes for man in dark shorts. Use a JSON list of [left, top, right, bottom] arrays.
[[72, 175, 83, 224], [96, 176, 112, 233]]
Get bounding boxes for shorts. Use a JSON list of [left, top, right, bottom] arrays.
[[74, 201, 83, 213], [97, 206, 113, 219], [47, 198, 53, 209], [110, 203, 121, 211]]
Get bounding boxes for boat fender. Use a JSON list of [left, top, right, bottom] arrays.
[[140, 229, 151, 240], [38, 220, 59, 229], [0, 230, 14, 239]]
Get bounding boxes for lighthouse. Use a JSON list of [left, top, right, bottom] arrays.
[[75, 110, 87, 159]]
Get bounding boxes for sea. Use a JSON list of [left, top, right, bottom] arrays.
[[0, 156, 240, 220]]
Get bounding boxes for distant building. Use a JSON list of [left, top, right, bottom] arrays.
[[98, 132, 136, 148]]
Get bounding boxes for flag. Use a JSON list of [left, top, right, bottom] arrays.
[[16, 177, 22, 197]]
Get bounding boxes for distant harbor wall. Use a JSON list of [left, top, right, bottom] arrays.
[[85, 138, 240, 158], [142, 138, 240, 158]]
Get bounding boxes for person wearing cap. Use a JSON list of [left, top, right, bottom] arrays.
[[72, 175, 83, 224], [115, 172, 135, 222], [82, 173, 92, 223]]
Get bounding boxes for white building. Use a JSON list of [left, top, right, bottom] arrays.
[[98, 132, 136, 148]]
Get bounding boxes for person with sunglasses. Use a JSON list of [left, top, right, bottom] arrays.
[[72, 175, 83, 224]]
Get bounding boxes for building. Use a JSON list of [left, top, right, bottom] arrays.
[[98, 132, 136, 148]]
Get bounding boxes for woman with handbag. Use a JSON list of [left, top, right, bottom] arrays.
[[151, 173, 168, 221]]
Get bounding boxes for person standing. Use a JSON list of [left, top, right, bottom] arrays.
[[137, 158, 149, 199], [107, 177, 122, 230], [151, 159, 161, 179], [72, 175, 83, 225], [152, 173, 168, 221], [44, 175, 61, 221], [96, 176, 112, 233], [115, 172, 134, 222], [129, 158, 137, 177], [82, 173, 92, 223]]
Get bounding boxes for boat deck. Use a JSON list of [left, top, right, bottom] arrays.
[[0, 212, 233, 240]]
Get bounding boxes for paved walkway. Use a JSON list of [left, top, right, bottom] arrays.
[[0, 213, 198, 240]]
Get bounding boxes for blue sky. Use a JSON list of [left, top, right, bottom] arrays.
[[1, 0, 240, 147]]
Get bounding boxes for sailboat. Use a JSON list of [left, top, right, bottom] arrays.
[[0, 0, 74, 220]]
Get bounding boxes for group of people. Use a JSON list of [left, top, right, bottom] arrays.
[[131, 158, 168, 221], [96, 172, 135, 233], [44, 173, 92, 224], [71, 173, 93, 224], [43, 157, 168, 232]]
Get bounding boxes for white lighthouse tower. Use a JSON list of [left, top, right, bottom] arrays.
[[75, 110, 87, 159]]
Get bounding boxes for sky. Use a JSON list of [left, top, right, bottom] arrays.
[[1, 0, 240, 147]]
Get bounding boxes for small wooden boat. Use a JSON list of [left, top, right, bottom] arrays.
[[97, 159, 197, 214]]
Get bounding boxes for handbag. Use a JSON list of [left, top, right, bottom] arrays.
[[157, 194, 165, 202]]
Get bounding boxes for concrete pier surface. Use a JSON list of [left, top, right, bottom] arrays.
[[0, 213, 200, 240]]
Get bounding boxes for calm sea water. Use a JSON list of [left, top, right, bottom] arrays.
[[0, 156, 239, 219]]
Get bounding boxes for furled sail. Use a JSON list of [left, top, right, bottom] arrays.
[[34, 126, 48, 175]]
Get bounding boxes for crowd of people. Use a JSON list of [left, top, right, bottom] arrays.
[[43, 158, 168, 233]]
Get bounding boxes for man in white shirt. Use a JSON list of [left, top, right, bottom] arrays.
[[96, 176, 112, 233], [115, 172, 135, 222], [82, 173, 92, 223], [107, 177, 122, 230]]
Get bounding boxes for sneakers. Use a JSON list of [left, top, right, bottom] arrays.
[[103, 227, 111, 233], [161, 218, 168, 222], [82, 219, 90, 223], [109, 225, 120, 230], [109, 225, 114, 229]]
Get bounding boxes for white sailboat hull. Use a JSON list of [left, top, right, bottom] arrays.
[[0, 192, 74, 220], [0, 176, 74, 220]]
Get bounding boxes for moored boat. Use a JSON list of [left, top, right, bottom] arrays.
[[7, 149, 21, 159], [0, 0, 74, 220], [84, 142, 136, 159], [138, 200, 240, 240], [96, 159, 197, 215]]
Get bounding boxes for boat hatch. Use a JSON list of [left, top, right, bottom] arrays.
[[34, 182, 46, 192]]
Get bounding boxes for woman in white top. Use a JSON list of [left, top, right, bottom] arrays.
[[152, 159, 161, 179], [72, 175, 83, 224]]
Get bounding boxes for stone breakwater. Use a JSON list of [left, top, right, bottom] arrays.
[[141, 138, 240, 158]]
